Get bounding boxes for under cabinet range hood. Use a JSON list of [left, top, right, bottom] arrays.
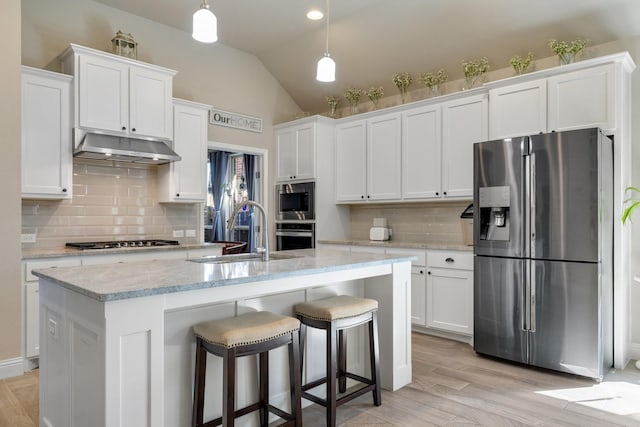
[[73, 132, 181, 165]]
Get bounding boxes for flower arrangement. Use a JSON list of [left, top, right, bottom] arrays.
[[392, 72, 413, 103], [549, 39, 588, 64], [462, 57, 490, 89], [326, 95, 340, 117], [344, 88, 363, 114], [510, 52, 533, 75], [420, 69, 448, 96], [367, 86, 384, 109]]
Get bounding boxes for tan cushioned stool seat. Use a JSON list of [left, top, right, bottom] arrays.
[[295, 295, 378, 321], [193, 311, 300, 348]]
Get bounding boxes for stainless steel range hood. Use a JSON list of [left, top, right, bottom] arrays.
[[74, 132, 181, 165]]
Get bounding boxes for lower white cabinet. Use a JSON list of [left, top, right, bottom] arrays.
[[426, 251, 473, 335]]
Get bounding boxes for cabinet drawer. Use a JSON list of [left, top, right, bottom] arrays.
[[428, 251, 473, 270], [24, 258, 82, 282]]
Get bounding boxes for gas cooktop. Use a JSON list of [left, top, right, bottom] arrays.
[[65, 240, 180, 250]]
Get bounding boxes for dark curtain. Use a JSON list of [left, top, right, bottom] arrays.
[[209, 150, 230, 242], [243, 154, 257, 252]]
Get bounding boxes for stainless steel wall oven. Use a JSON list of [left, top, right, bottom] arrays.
[[276, 222, 315, 251]]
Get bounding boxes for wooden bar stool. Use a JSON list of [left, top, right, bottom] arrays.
[[192, 311, 303, 427], [295, 295, 381, 427]]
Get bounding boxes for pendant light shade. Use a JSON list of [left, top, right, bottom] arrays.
[[316, 0, 335, 82], [316, 54, 336, 82], [192, 1, 217, 43]]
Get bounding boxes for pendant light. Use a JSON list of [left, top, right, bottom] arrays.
[[192, 0, 218, 43], [316, 0, 335, 82]]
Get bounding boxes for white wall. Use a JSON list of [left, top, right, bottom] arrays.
[[0, 0, 22, 372]]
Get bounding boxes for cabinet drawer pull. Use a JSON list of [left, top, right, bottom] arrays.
[[62, 188, 67, 193], [122, 126, 126, 131], [427, 271, 431, 275], [445, 257, 455, 263], [419, 270, 424, 274], [132, 128, 137, 132]]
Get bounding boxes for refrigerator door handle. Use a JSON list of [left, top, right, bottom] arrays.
[[530, 152, 536, 259], [530, 260, 536, 333], [523, 259, 531, 331]]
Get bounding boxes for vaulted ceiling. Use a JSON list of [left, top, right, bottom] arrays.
[[95, 0, 640, 113]]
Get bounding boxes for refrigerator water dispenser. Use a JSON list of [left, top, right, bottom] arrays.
[[479, 186, 510, 241]]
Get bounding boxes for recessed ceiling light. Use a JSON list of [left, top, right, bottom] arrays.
[[306, 9, 324, 20]]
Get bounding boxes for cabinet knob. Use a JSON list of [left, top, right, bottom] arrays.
[[435, 192, 439, 196], [122, 126, 126, 131], [367, 195, 370, 199], [443, 191, 447, 195], [427, 271, 431, 275], [419, 270, 424, 274], [132, 128, 136, 132], [445, 257, 454, 263], [62, 188, 67, 193], [176, 193, 180, 197], [361, 195, 365, 199]]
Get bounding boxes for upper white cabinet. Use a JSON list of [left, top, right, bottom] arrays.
[[548, 63, 615, 132], [158, 99, 210, 203], [335, 120, 367, 201], [489, 79, 547, 139], [60, 44, 176, 140], [335, 113, 401, 202], [21, 66, 73, 199], [441, 94, 488, 199], [275, 122, 316, 181], [402, 105, 442, 199]]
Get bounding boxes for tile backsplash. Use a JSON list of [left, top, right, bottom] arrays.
[[349, 201, 472, 245], [22, 159, 200, 250]]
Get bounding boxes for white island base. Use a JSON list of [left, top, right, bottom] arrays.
[[36, 251, 412, 427]]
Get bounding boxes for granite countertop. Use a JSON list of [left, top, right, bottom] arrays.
[[22, 242, 223, 260], [32, 248, 415, 302], [318, 239, 473, 252]]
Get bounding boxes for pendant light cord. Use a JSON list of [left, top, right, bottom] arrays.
[[325, 0, 330, 54]]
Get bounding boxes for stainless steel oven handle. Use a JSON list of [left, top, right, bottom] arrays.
[[275, 231, 314, 237]]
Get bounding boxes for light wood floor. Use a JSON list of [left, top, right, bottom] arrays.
[[2, 333, 640, 426]]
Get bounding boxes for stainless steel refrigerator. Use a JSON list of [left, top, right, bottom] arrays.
[[473, 128, 613, 380]]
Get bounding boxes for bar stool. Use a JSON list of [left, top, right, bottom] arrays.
[[295, 295, 381, 427], [192, 311, 303, 427]]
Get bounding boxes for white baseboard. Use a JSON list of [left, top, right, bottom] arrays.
[[628, 342, 640, 363], [0, 357, 25, 380]]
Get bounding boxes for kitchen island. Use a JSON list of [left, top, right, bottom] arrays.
[[33, 248, 413, 427]]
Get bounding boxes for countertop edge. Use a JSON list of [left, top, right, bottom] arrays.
[[22, 243, 224, 260], [318, 239, 473, 252]]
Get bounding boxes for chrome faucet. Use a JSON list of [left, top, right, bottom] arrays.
[[227, 200, 270, 261]]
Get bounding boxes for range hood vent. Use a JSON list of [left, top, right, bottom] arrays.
[[74, 132, 181, 165]]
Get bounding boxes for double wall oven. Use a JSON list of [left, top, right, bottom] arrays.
[[276, 181, 315, 251]]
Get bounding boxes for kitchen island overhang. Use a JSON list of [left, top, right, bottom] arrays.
[[33, 248, 413, 427]]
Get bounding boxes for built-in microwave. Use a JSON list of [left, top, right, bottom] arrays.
[[276, 181, 315, 221]]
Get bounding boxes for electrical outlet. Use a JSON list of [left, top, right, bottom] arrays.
[[48, 318, 58, 339], [173, 230, 184, 238], [185, 229, 196, 237], [21, 233, 37, 243]]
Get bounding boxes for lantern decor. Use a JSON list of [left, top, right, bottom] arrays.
[[111, 30, 138, 59]]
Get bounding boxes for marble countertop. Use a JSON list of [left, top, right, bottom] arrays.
[[22, 242, 223, 260], [318, 239, 473, 252], [32, 248, 415, 302]]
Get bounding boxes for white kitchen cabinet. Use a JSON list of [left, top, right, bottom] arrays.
[[402, 104, 442, 199], [441, 94, 488, 199], [60, 44, 176, 141], [275, 122, 316, 181], [548, 63, 615, 132], [489, 79, 547, 139], [366, 113, 402, 200], [335, 113, 401, 202], [21, 66, 73, 199], [426, 250, 473, 335], [335, 120, 367, 202], [158, 99, 210, 203], [23, 257, 82, 359], [385, 247, 427, 327]]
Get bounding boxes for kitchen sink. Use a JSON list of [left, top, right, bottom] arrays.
[[188, 252, 302, 264]]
